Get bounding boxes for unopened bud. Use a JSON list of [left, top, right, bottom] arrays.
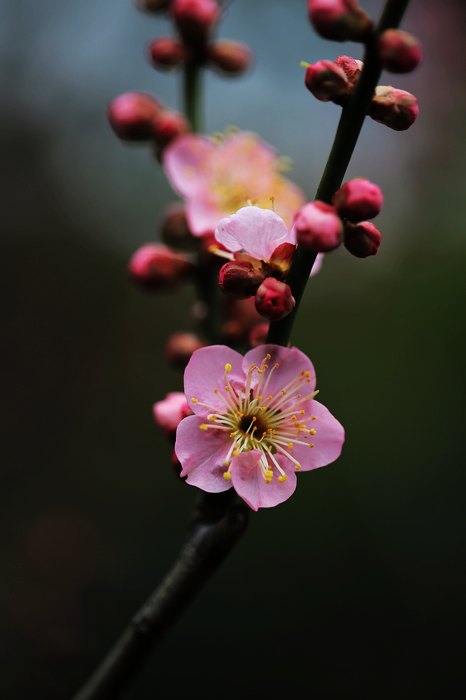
[[294, 201, 343, 253], [108, 92, 161, 142], [377, 29, 423, 74], [334, 55, 363, 84], [208, 40, 254, 77], [153, 110, 190, 150], [165, 332, 208, 369], [148, 36, 186, 70], [307, 0, 373, 43], [160, 203, 195, 250], [171, 0, 220, 45], [219, 261, 265, 299], [222, 297, 262, 343], [267, 242, 296, 279], [135, 0, 172, 13], [369, 86, 419, 131], [248, 322, 269, 348], [255, 278, 295, 323], [153, 392, 192, 441], [128, 244, 194, 290], [344, 221, 382, 258], [304, 60, 351, 105], [332, 178, 383, 223]]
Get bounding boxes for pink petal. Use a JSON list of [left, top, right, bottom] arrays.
[[215, 206, 291, 261], [310, 252, 324, 276], [287, 399, 345, 472], [243, 344, 316, 397], [163, 134, 216, 198], [184, 345, 245, 416], [175, 414, 232, 492], [230, 451, 297, 511], [186, 197, 224, 237]]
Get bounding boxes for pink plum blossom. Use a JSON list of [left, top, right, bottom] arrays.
[[175, 344, 344, 510], [163, 131, 306, 236], [214, 204, 324, 276]]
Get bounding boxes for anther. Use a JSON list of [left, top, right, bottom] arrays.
[[225, 363, 232, 372], [310, 429, 316, 435], [223, 472, 232, 481], [309, 443, 315, 448], [295, 464, 301, 470], [199, 424, 207, 430], [311, 416, 317, 421], [191, 398, 198, 403], [278, 475, 288, 483]]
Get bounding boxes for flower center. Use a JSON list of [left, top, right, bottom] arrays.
[[191, 354, 319, 485]]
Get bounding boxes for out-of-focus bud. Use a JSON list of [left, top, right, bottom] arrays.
[[344, 220, 382, 258], [307, 0, 373, 43], [171, 0, 220, 45], [332, 178, 383, 223], [148, 36, 186, 70], [267, 242, 296, 279], [219, 261, 265, 299], [248, 322, 269, 348], [153, 392, 192, 441], [294, 201, 343, 253], [208, 40, 253, 77], [135, 0, 172, 13], [222, 297, 262, 343], [153, 110, 190, 150], [107, 92, 161, 142], [160, 202, 195, 250], [255, 278, 295, 323], [128, 244, 194, 290], [377, 29, 423, 74], [334, 55, 363, 84], [165, 332, 208, 369], [303, 60, 351, 105], [369, 85, 418, 131]]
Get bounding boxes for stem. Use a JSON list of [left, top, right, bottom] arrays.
[[266, 0, 411, 347], [183, 60, 202, 133], [72, 491, 249, 700]]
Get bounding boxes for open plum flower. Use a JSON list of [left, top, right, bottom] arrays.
[[175, 344, 344, 510], [215, 204, 323, 279], [163, 130, 305, 236]]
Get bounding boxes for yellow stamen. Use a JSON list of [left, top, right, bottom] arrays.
[[223, 472, 232, 481], [199, 424, 207, 431], [191, 398, 198, 403], [225, 363, 232, 372], [278, 475, 288, 483], [310, 429, 316, 435]]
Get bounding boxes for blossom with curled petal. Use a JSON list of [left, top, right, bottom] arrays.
[[175, 344, 344, 510], [163, 130, 305, 236]]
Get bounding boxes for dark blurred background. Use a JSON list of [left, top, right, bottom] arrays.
[[1, 0, 466, 698]]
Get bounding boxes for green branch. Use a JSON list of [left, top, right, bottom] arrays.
[[266, 0, 411, 347]]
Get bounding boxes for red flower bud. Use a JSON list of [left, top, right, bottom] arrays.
[[128, 244, 194, 290], [222, 297, 263, 343], [148, 36, 186, 70], [369, 86, 419, 131], [165, 332, 208, 369], [307, 0, 373, 43], [248, 322, 269, 348], [171, 0, 220, 45], [255, 278, 295, 323], [135, 0, 172, 13], [377, 29, 423, 74], [160, 203, 195, 250], [334, 55, 363, 84], [332, 178, 383, 223], [208, 40, 254, 77], [344, 221, 382, 258], [153, 392, 192, 441], [153, 110, 190, 150], [267, 242, 296, 279], [219, 261, 265, 299], [304, 60, 351, 104], [107, 92, 161, 142], [294, 201, 343, 253]]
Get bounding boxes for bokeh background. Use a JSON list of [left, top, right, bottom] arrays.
[[1, 0, 466, 698]]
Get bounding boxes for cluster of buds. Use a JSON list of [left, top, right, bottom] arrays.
[[143, 0, 253, 79], [107, 92, 189, 155], [304, 1, 422, 131], [294, 177, 383, 258]]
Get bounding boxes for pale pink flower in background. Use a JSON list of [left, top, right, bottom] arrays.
[[175, 344, 344, 510], [163, 131, 306, 236], [153, 392, 192, 440]]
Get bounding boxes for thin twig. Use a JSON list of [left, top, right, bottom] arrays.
[[72, 491, 249, 700], [266, 0, 411, 348]]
